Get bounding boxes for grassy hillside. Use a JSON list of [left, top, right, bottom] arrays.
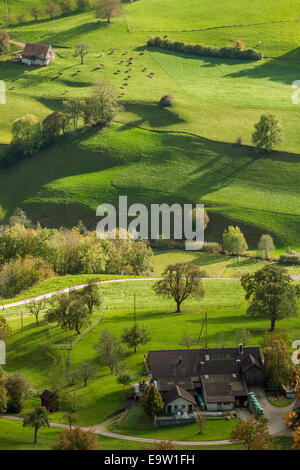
[[0, 3, 299, 247], [0, 124, 299, 247]]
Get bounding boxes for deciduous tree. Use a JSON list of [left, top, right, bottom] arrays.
[[75, 42, 91, 64], [121, 324, 151, 353], [23, 406, 49, 443], [258, 234, 275, 260], [76, 362, 97, 386], [223, 226, 248, 256], [94, 328, 125, 373], [252, 114, 283, 152], [94, 0, 123, 23], [241, 264, 299, 331], [5, 372, 32, 413], [154, 263, 205, 313], [51, 428, 100, 450], [0, 29, 10, 55], [231, 416, 277, 450]]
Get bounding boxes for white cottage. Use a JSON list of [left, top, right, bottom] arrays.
[[21, 43, 55, 66]]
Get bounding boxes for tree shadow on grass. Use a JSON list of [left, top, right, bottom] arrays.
[[35, 20, 111, 47], [138, 46, 256, 68], [225, 48, 300, 85], [118, 100, 186, 129]]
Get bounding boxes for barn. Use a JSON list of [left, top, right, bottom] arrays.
[[21, 43, 55, 66], [147, 344, 264, 421]]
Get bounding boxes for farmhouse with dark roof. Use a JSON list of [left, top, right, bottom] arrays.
[[147, 344, 264, 424], [21, 44, 55, 66]]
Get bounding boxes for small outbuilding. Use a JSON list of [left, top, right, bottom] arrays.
[[40, 389, 59, 412], [21, 43, 55, 66]]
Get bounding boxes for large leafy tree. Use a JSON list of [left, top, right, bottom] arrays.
[[94, 0, 123, 23], [52, 428, 100, 450], [154, 263, 205, 313], [252, 113, 283, 152], [94, 328, 125, 373], [81, 279, 101, 314], [47, 292, 91, 335], [141, 384, 164, 417], [231, 416, 277, 450], [241, 264, 299, 331], [258, 234, 275, 260], [11, 114, 42, 157], [262, 333, 293, 392], [83, 80, 120, 127], [23, 406, 49, 444], [0, 29, 10, 55], [121, 324, 151, 353], [5, 372, 32, 413], [223, 226, 248, 256], [75, 42, 91, 64]]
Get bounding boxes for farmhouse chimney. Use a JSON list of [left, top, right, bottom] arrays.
[[236, 358, 241, 374], [239, 343, 243, 355]]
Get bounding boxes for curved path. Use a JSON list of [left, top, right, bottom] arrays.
[[2, 275, 299, 311], [0, 415, 231, 446]]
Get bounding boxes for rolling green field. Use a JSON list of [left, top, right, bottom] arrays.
[[0, 2, 298, 247], [3, 278, 300, 427]]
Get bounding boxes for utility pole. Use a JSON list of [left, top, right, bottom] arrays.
[[205, 312, 208, 348], [134, 293, 136, 325]]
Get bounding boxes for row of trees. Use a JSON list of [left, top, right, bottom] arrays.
[[151, 260, 299, 333], [0, 80, 121, 168], [0, 218, 153, 297], [2, 0, 123, 27], [222, 226, 276, 259]]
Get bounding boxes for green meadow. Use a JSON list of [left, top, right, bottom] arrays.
[[0, 2, 298, 247], [3, 279, 300, 427]]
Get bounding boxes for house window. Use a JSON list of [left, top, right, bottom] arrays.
[[188, 405, 193, 413], [182, 404, 186, 409]]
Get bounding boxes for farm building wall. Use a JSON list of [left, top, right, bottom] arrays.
[[206, 402, 234, 411]]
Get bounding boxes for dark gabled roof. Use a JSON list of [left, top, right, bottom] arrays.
[[241, 354, 263, 372], [162, 385, 197, 406], [40, 389, 53, 400], [148, 347, 263, 385], [201, 374, 248, 403], [22, 43, 51, 59]]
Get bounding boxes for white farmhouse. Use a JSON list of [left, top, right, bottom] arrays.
[[21, 43, 55, 66]]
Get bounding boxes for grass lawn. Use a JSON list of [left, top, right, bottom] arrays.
[[110, 404, 239, 441], [3, 278, 300, 426], [0, 417, 245, 449], [267, 393, 296, 407]]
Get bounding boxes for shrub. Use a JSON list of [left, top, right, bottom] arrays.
[[0, 256, 54, 298], [154, 36, 163, 47], [147, 37, 155, 47], [173, 41, 185, 51], [146, 37, 263, 61], [159, 94, 174, 107], [236, 136, 243, 145], [202, 242, 222, 255], [278, 254, 300, 265]]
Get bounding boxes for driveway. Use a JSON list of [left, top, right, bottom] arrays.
[[241, 387, 294, 436]]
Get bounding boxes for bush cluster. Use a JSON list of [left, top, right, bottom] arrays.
[[147, 37, 264, 61], [202, 242, 222, 255], [278, 253, 300, 265], [0, 222, 153, 297]]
